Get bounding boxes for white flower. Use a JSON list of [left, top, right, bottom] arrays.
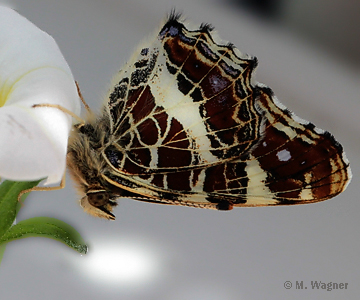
[[0, 7, 80, 184]]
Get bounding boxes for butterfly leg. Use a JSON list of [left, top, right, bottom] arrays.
[[32, 103, 85, 124], [75, 81, 92, 114], [17, 172, 66, 202], [31, 81, 92, 124]]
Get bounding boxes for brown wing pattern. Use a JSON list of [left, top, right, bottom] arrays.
[[101, 14, 351, 209], [105, 16, 262, 173]]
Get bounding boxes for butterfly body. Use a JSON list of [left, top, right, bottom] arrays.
[[67, 13, 351, 220]]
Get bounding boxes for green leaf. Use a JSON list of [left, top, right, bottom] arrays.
[[0, 243, 6, 265], [0, 180, 41, 238], [0, 217, 88, 254]]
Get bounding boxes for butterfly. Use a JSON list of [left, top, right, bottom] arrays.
[[66, 12, 351, 220]]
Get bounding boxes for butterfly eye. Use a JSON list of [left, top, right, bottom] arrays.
[[87, 191, 109, 207]]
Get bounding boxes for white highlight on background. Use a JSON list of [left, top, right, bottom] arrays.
[[76, 239, 161, 286]]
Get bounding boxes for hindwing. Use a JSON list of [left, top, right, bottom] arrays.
[[99, 13, 351, 210]]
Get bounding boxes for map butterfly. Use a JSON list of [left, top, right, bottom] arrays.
[[67, 12, 351, 219]]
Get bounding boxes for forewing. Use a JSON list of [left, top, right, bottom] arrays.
[[102, 14, 351, 209], [104, 15, 263, 175]]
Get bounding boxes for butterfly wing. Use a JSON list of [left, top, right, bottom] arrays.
[[101, 14, 351, 209]]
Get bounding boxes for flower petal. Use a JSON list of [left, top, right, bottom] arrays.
[[0, 102, 69, 183], [0, 7, 81, 184]]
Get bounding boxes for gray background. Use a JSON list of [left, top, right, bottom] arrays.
[[0, 0, 359, 299]]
